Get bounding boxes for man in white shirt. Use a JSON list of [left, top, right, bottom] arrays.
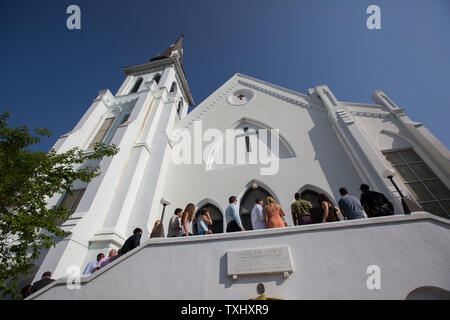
[[251, 199, 266, 230]]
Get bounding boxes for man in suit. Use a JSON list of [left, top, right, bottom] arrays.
[[118, 228, 142, 256], [30, 271, 55, 295], [360, 184, 394, 217]]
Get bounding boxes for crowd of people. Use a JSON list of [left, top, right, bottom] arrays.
[[289, 184, 394, 226], [165, 183, 394, 235], [21, 183, 393, 299]]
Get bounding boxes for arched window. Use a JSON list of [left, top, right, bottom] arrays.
[[239, 186, 275, 230], [153, 73, 161, 84], [193, 203, 224, 235], [170, 81, 177, 93], [130, 77, 143, 93]]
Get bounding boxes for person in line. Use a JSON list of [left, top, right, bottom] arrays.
[[83, 252, 104, 276], [118, 228, 142, 256], [30, 271, 55, 295], [251, 198, 266, 230], [181, 203, 196, 236], [150, 220, 163, 238], [197, 208, 213, 235], [98, 249, 118, 269], [225, 196, 245, 232], [264, 197, 286, 229], [20, 284, 32, 300], [338, 187, 366, 220], [168, 208, 184, 237], [360, 184, 394, 217], [318, 193, 340, 223], [291, 192, 312, 226]]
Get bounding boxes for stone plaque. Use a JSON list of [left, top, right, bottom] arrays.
[[227, 246, 293, 280]]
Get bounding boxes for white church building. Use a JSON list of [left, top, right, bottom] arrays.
[[27, 37, 450, 300]]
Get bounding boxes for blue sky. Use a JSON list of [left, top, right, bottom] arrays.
[[1, 0, 449, 151]]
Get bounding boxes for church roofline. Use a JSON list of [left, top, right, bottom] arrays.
[[234, 73, 318, 103], [122, 56, 195, 106]]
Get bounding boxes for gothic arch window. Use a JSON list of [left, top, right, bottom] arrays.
[[206, 118, 296, 172], [170, 81, 177, 93], [239, 185, 276, 230], [130, 77, 143, 93], [153, 73, 161, 84], [300, 190, 321, 224], [234, 118, 296, 159], [298, 185, 339, 223], [193, 203, 224, 235]]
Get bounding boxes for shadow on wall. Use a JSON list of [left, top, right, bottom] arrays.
[[405, 286, 450, 300], [307, 110, 362, 198]]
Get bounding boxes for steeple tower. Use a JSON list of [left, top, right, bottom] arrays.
[[32, 36, 195, 281], [150, 34, 185, 65]]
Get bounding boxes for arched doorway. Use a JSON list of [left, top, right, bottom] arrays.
[[405, 286, 450, 300], [193, 203, 223, 235], [300, 190, 322, 224], [239, 186, 275, 230]]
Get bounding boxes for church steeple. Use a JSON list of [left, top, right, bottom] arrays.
[[150, 35, 185, 65]]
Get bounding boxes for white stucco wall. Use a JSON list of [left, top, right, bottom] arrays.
[[158, 74, 365, 232], [28, 213, 450, 300]]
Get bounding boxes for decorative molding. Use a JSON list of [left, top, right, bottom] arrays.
[[60, 129, 79, 138], [237, 80, 322, 112], [350, 111, 393, 119], [336, 109, 354, 125], [133, 142, 151, 154], [93, 89, 115, 105]]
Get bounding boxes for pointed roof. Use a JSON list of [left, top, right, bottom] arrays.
[[150, 35, 184, 64]]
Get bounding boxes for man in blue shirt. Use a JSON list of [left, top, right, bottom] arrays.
[[225, 196, 245, 232], [338, 187, 366, 220], [82, 253, 104, 276]]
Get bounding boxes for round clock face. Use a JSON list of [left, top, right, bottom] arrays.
[[227, 89, 254, 106]]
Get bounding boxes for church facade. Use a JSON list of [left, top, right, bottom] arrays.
[[28, 37, 450, 299]]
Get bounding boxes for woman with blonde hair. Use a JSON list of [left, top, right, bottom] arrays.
[[181, 203, 196, 236], [264, 197, 287, 229], [150, 220, 163, 238]]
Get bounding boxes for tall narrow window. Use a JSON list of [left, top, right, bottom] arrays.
[[170, 82, 177, 93], [177, 100, 183, 118], [153, 73, 161, 84], [383, 149, 450, 219], [120, 113, 130, 125], [88, 117, 115, 149], [244, 127, 251, 153], [130, 77, 143, 93], [60, 189, 86, 216]]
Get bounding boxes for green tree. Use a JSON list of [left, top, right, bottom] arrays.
[[0, 111, 119, 299]]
